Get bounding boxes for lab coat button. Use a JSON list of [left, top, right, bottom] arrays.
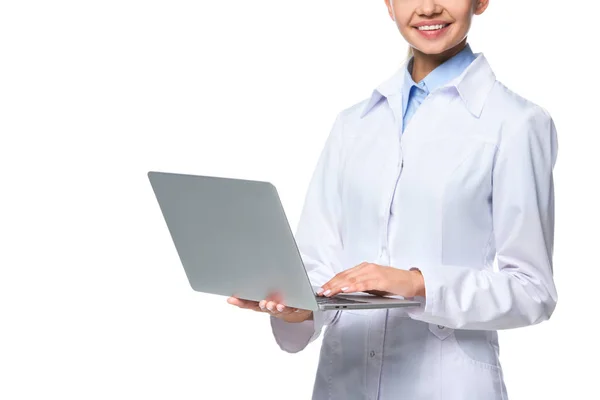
[[437, 325, 444, 329], [369, 350, 375, 357]]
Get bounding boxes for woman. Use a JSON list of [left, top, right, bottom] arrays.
[[228, 0, 558, 398]]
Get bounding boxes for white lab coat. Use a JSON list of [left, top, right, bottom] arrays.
[[270, 53, 558, 400]]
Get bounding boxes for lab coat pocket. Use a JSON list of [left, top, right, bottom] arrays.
[[428, 324, 501, 372], [433, 326, 505, 399], [450, 329, 501, 371]]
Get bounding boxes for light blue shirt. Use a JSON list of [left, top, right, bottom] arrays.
[[402, 43, 477, 132]]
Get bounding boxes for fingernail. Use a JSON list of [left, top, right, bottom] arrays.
[[323, 289, 331, 296], [259, 304, 265, 310], [341, 287, 349, 292], [317, 287, 324, 295], [276, 304, 285, 312]]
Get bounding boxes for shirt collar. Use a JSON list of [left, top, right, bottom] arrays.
[[400, 44, 476, 121], [359, 49, 496, 119]]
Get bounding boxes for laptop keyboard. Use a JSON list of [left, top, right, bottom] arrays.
[[315, 296, 368, 304]]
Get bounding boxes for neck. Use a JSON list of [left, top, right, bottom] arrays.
[[410, 38, 468, 83]]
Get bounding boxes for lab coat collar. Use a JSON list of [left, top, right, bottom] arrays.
[[359, 52, 496, 119]]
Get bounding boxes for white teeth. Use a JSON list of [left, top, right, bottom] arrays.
[[417, 24, 447, 31]]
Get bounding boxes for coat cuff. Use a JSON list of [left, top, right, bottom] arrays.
[[407, 265, 442, 320], [270, 309, 338, 353]]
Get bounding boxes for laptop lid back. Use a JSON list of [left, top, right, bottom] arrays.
[[148, 171, 318, 310]]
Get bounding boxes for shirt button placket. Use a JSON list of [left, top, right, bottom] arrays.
[[366, 314, 385, 400]]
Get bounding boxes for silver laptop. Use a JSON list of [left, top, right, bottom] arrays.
[[148, 171, 421, 311]]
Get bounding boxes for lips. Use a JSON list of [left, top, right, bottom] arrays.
[[413, 22, 452, 39], [412, 20, 452, 28]]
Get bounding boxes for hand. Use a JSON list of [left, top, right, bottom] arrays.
[[317, 262, 425, 298], [227, 297, 313, 323]]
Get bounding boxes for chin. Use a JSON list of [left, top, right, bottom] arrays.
[[411, 41, 459, 56], [413, 45, 447, 56]]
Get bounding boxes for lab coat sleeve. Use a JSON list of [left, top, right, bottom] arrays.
[[270, 113, 345, 353], [408, 106, 559, 330]]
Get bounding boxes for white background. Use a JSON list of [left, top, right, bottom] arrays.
[[0, 0, 597, 399]]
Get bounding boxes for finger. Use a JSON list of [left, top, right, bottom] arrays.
[[335, 264, 378, 288], [319, 263, 368, 295], [324, 264, 375, 296], [227, 296, 240, 305], [329, 273, 379, 296], [227, 297, 261, 311], [227, 297, 253, 308], [258, 299, 268, 311], [337, 279, 381, 295], [333, 264, 383, 290], [259, 299, 283, 314], [318, 263, 365, 293], [275, 303, 297, 315], [265, 300, 280, 314]]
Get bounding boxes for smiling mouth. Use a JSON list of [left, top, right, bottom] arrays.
[[414, 23, 451, 31]]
